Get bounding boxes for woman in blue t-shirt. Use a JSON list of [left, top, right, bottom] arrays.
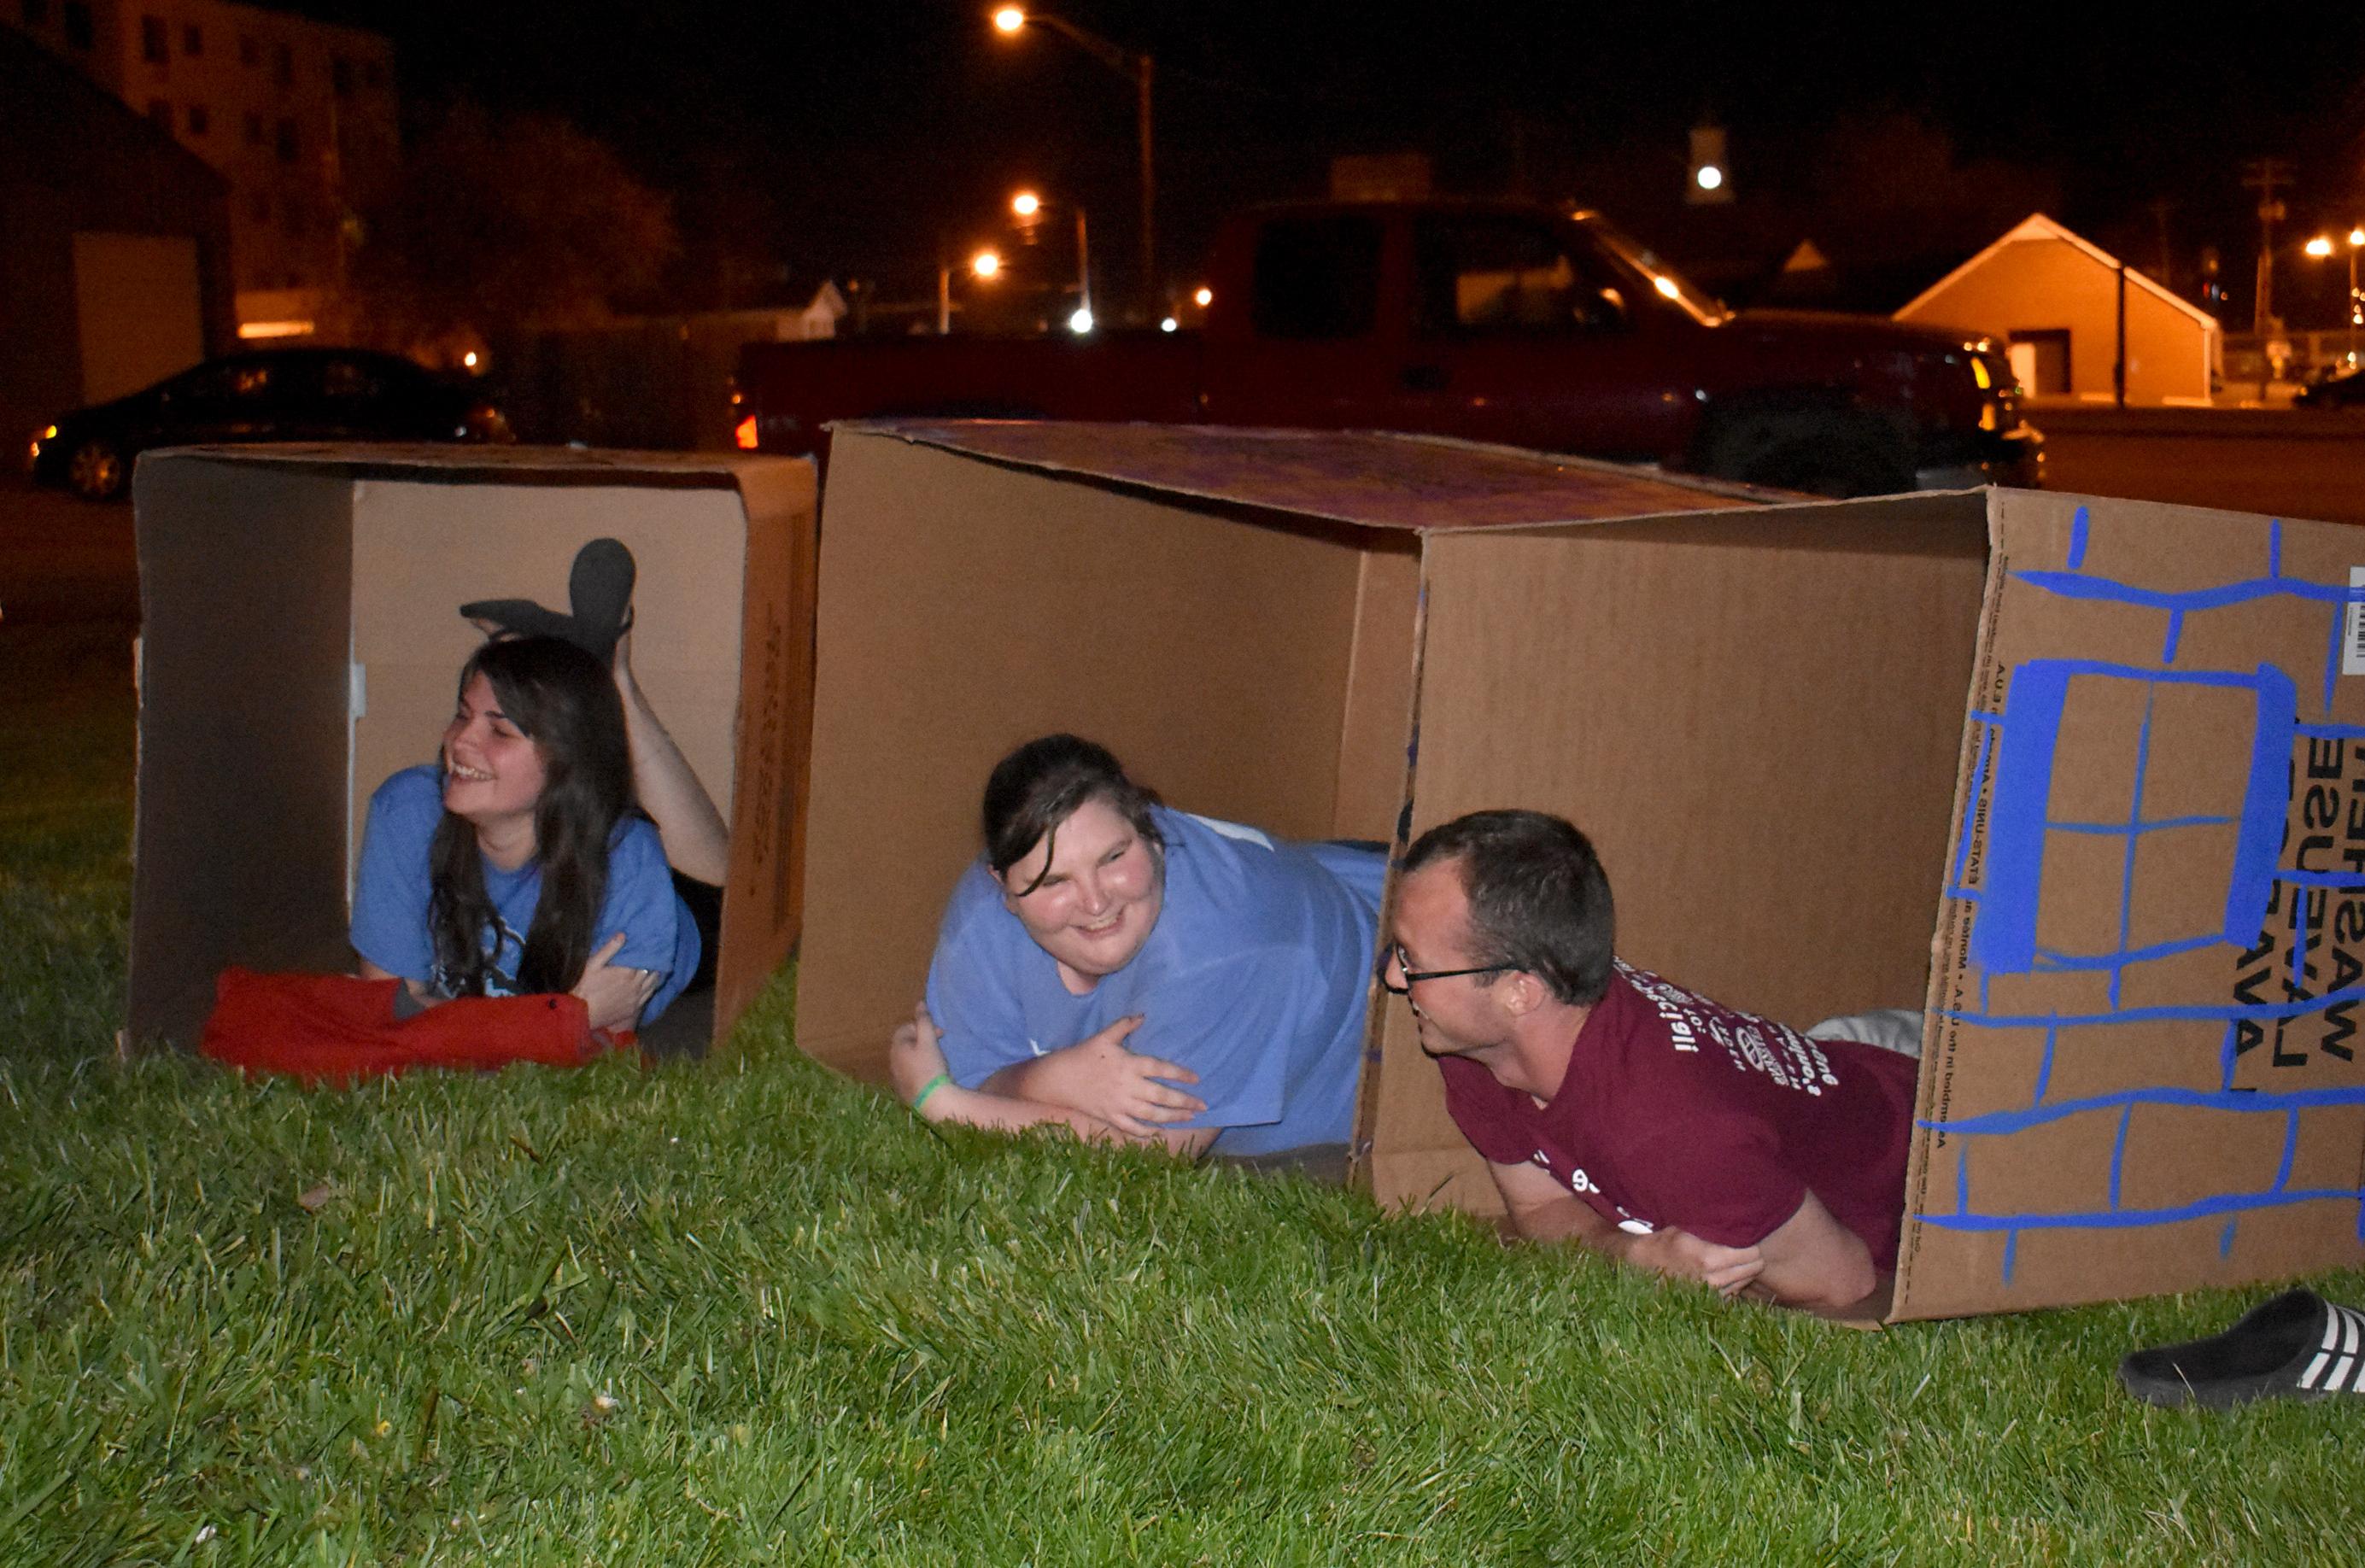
[[891, 734, 1384, 1159], [351, 635, 698, 1033]]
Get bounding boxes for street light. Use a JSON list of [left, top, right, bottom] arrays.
[[2306, 230, 2364, 366], [1010, 187, 1091, 329], [936, 244, 1004, 333], [991, 7, 1155, 325]]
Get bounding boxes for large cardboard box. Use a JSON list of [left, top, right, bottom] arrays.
[[128, 443, 817, 1056], [798, 419, 2365, 1321]]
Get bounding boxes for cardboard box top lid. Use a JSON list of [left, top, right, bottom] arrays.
[[834, 420, 1784, 531], [143, 442, 807, 493]]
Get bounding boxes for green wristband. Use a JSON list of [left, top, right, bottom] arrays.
[[910, 1072, 953, 1115]]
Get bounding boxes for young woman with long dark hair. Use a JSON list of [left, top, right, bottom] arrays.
[[351, 635, 699, 1033]]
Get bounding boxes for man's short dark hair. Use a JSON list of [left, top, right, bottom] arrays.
[[1402, 810, 1615, 1006]]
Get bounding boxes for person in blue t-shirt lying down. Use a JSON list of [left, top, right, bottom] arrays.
[[889, 734, 1386, 1168]]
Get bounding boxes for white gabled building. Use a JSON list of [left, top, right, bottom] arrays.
[[1896, 214, 2221, 407]]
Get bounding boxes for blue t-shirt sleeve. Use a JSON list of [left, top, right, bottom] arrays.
[[592, 818, 695, 1021], [924, 867, 1038, 1088], [1132, 946, 1305, 1133], [349, 767, 440, 982]]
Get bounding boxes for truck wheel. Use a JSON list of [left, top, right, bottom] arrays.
[[67, 437, 128, 502], [1705, 412, 1913, 499]]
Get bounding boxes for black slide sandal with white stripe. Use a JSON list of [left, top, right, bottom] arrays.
[[2119, 1289, 2365, 1409]]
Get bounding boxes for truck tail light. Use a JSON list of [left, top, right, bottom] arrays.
[[735, 414, 759, 451]]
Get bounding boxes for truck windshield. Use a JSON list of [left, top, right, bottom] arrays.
[[1567, 211, 1731, 327]]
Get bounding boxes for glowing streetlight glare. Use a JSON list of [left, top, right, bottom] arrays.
[[971, 249, 1002, 278], [2307, 235, 2335, 259], [2350, 227, 2365, 249], [1192, 286, 1212, 307], [1160, 315, 1178, 332], [1695, 165, 1724, 191], [1653, 275, 1682, 300], [1068, 307, 1095, 334], [1011, 190, 1040, 218], [462, 350, 479, 368], [992, 6, 1025, 33]]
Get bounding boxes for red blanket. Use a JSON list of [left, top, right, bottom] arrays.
[[201, 968, 623, 1085]]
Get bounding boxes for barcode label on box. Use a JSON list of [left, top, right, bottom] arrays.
[[2348, 569, 2365, 676]]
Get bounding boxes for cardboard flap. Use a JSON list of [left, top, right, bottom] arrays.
[[130, 458, 358, 1046], [842, 421, 1776, 532], [1897, 490, 2365, 1319]]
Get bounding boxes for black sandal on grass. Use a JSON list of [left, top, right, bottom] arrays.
[[2119, 1289, 2365, 1409]]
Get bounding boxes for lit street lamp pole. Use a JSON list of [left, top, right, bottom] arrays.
[[939, 243, 1004, 333], [992, 7, 1154, 325], [1013, 189, 1092, 331], [2305, 228, 2365, 368]]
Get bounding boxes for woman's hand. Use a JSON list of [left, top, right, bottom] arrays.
[[572, 932, 659, 1035], [990, 1015, 1207, 1137], [890, 1002, 954, 1109]]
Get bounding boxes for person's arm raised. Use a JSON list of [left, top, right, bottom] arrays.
[[613, 627, 730, 886], [1489, 1158, 1765, 1297]]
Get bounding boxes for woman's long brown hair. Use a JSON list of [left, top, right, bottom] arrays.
[[428, 636, 633, 996]]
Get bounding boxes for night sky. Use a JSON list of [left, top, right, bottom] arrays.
[[291, 3, 2365, 318]]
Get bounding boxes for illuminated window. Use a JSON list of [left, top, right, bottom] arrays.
[[1414, 218, 1618, 336], [141, 14, 167, 63]]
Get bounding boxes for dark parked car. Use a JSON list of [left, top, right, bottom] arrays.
[[2297, 363, 2365, 409], [26, 348, 512, 500]]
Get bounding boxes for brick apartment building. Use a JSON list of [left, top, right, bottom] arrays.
[[4, 0, 395, 335]]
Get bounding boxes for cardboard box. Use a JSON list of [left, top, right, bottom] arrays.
[[127, 443, 817, 1057], [797, 419, 2365, 1320]]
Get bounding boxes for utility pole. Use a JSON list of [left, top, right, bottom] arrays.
[[2243, 157, 2294, 335]]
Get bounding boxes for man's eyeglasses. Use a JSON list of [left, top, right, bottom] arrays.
[[1379, 943, 1507, 996]]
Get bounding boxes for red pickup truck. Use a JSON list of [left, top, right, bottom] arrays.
[[735, 198, 2041, 497]]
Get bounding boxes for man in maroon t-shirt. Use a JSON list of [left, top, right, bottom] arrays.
[[1388, 810, 1917, 1317]]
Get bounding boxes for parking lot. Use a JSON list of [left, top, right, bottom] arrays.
[[0, 472, 136, 627]]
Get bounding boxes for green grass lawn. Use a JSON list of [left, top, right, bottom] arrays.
[[3, 619, 2362, 1565]]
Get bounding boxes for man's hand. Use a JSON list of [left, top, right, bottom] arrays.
[[1626, 1226, 1765, 1297], [986, 1015, 1207, 1136], [571, 933, 659, 1034]]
